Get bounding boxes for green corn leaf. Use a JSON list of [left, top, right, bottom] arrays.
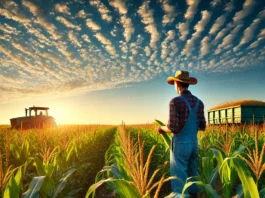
[[24, 158, 34, 175], [46, 164, 55, 178], [86, 178, 112, 198], [41, 176, 55, 196], [202, 157, 213, 182], [52, 168, 76, 198], [223, 162, 231, 182], [3, 188, 11, 198], [22, 176, 46, 198], [66, 145, 75, 163], [10, 144, 20, 160], [110, 179, 141, 198], [211, 148, 235, 198], [230, 145, 245, 157], [155, 119, 165, 126], [209, 167, 218, 185], [213, 150, 241, 198], [155, 119, 171, 148], [86, 178, 141, 198], [204, 184, 221, 198], [3, 167, 23, 198], [33, 158, 46, 176], [23, 140, 30, 158], [182, 178, 220, 198], [232, 158, 259, 198], [14, 166, 23, 186], [211, 148, 224, 170], [259, 188, 265, 198]]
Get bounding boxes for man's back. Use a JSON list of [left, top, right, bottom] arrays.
[[167, 90, 206, 134]]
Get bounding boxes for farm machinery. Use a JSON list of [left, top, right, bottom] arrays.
[[10, 106, 56, 130]]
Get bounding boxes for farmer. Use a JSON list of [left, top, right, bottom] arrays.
[[158, 70, 206, 198]]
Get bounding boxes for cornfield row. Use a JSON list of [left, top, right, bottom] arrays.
[[1, 123, 265, 197], [88, 123, 265, 198], [0, 125, 116, 197]]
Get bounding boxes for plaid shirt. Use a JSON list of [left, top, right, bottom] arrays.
[[167, 90, 206, 134]]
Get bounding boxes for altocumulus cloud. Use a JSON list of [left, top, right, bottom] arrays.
[[0, 0, 265, 102]]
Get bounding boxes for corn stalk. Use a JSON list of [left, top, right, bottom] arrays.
[[87, 125, 174, 197]]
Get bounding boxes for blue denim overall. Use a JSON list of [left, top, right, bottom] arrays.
[[170, 96, 200, 197]]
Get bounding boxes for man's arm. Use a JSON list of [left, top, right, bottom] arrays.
[[159, 126, 172, 133], [161, 99, 179, 133], [198, 101, 206, 131]]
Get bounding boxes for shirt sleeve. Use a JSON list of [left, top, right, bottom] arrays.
[[198, 101, 206, 131], [167, 99, 179, 133]]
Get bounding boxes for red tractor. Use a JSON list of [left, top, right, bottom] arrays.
[[10, 106, 56, 130]]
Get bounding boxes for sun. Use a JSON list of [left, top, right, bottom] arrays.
[[49, 106, 70, 125]]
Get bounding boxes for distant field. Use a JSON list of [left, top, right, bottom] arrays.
[[0, 125, 10, 129], [1, 124, 115, 130]]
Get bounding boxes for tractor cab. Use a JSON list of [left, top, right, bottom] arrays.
[[25, 106, 49, 117]]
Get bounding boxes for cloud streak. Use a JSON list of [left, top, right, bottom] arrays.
[[90, 0, 112, 22], [22, 0, 61, 40], [237, 19, 260, 47], [185, 0, 200, 21], [86, 19, 101, 31], [110, 0, 134, 42], [138, 0, 160, 49], [181, 10, 212, 56], [177, 0, 200, 41], [94, 33, 117, 56], [56, 16, 81, 31], [54, 3, 71, 15], [233, 0, 255, 23], [159, 0, 177, 25]]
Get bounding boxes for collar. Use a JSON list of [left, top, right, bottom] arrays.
[[180, 90, 191, 96]]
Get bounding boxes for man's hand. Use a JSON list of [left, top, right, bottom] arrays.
[[157, 127, 164, 134], [158, 126, 173, 134]]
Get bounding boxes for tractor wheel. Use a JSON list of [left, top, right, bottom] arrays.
[[41, 117, 56, 128]]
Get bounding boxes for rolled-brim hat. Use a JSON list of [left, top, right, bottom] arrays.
[[167, 70, 197, 85]]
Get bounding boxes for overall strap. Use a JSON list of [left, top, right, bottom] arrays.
[[181, 96, 200, 112], [180, 96, 192, 112]]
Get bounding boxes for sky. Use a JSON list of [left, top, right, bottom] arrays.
[[0, 0, 265, 125]]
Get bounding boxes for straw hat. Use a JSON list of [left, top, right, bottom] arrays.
[[167, 70, 197, 85]]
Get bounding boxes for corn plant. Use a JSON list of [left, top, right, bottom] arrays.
[[3, 166, 23, 198], [86, 125, 174, 198], [0, 140, 31, 196], [125, 125, 171, 185], [211, 145, 259, 198], [0, 153, 17, 193], [2, 162, 31, 198], [0, 125, 116, 197], [239, 129, 265, 185]]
